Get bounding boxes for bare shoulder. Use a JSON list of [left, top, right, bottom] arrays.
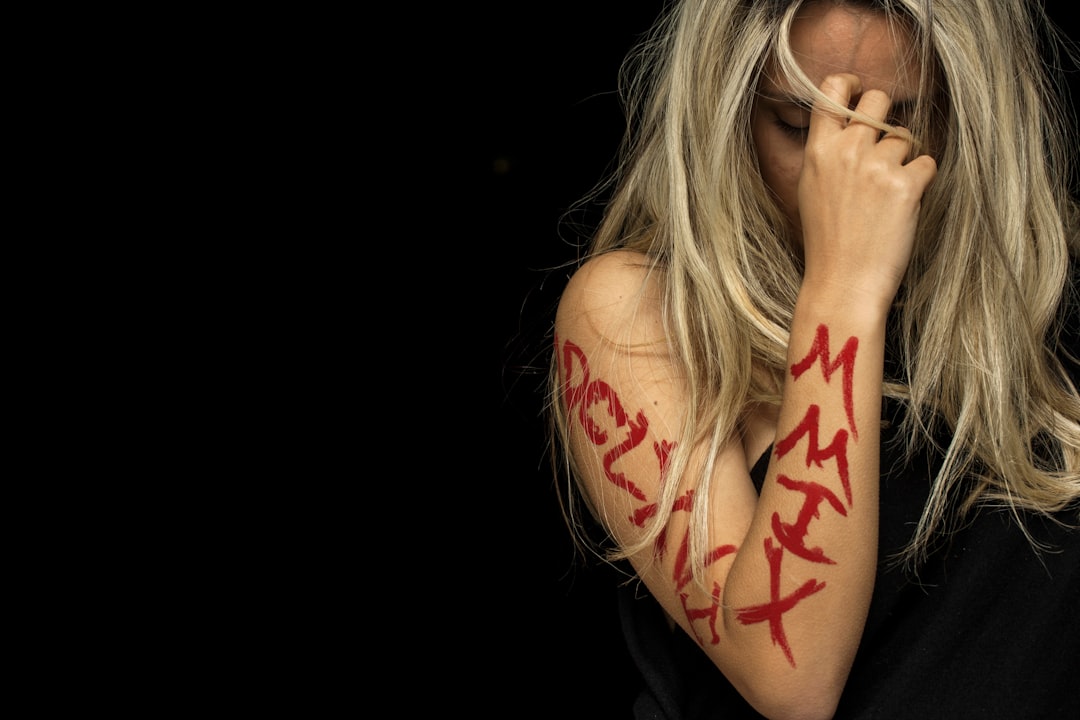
[[555, 250, 665, 348]]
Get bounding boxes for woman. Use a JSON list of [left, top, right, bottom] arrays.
[[547, 1, 1080, 717]]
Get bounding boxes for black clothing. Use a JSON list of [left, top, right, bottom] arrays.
[[619, 413, 1080, 718]]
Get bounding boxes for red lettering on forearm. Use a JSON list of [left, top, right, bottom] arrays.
[[735, 325, 861, 667], [736, 538, 827, 666], [774, 404, 852, 507], [770, 474, 847, 564], [790, 323, 859, 439]]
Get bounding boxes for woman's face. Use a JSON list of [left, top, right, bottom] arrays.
[[750, 2, 921, 246]]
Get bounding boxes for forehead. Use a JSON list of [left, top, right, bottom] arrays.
[[765, 2, 920, 98]]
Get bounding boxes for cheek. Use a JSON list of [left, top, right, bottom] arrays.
[[759, 147, 803, 222]]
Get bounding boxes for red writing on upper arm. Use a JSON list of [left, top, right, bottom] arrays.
[[557, 334, 736, 645], [559, 335, 650, 501], [659, 489, 739, 645], [736, 324, 858, 667]]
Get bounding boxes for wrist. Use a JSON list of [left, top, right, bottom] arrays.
[[795, 275, 896, 327]]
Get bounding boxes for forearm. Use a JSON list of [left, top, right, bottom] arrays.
[[721, 286, 885, 716]]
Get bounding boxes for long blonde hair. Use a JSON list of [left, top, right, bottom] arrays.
[[549, 0, 1080, 574]]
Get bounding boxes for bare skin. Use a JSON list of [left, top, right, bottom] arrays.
[[555, 3, 937, 719]]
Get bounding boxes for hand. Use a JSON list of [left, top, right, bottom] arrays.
[[797, 73, 937, 311]]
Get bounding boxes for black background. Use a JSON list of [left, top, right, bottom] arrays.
[[454, 3, 1078, 715], [460, 5, 665, 715]]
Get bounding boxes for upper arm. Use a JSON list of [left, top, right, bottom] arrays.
[[553, 250, 759, 609]]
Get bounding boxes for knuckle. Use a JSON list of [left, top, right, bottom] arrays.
[[821, 73, 856, 95], [890, 173, 927, 201], [837, 143, 862, 166], [861, 88, 891, 105]]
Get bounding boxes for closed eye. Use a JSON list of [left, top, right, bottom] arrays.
[[773, 117, 809, 141]]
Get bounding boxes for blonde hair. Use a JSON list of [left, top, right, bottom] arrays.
[[549, 0, 1080, 576]]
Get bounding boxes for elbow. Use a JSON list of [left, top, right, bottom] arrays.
[[756, 699, 840, 720], [712, 606, 856, 718], [743, 681, 844, 720], [717, 629, 850, 719], [727, 658, 845, 720]]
